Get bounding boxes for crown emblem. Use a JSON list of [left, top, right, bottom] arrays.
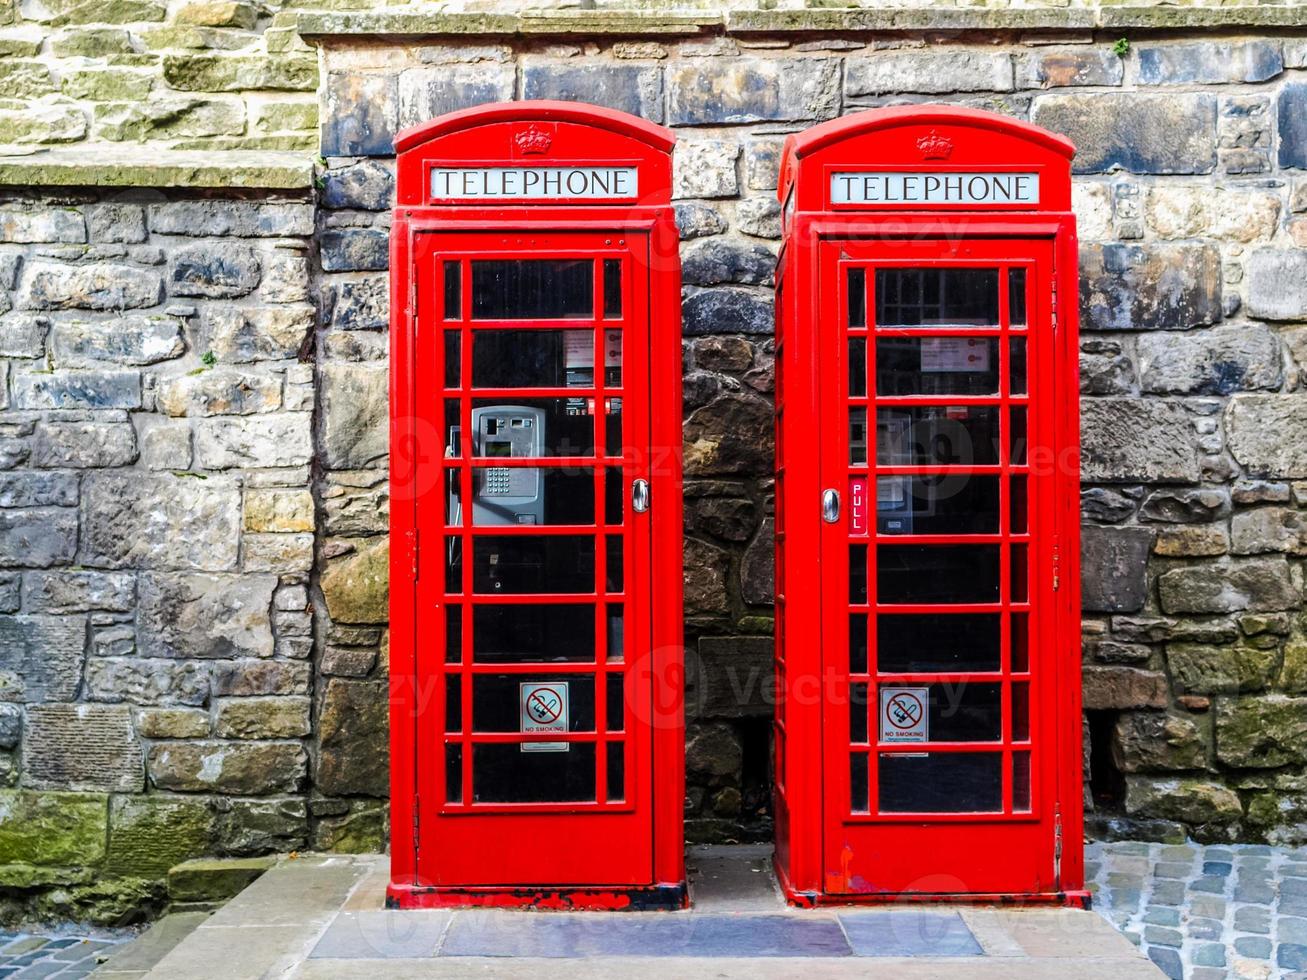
[[916, 130, 954, 160], [515, 126, 552, 155]]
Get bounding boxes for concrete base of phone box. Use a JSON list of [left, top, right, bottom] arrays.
[[386, 881, 690, 911], [773, 858, 1092, 910]]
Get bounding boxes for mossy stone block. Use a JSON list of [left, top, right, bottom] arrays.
[[106, 795, 215, 877], [62, 69, 153, 102], [0, 790, 107, 867], [162, 54, 318, 93], [167, 856, 274, 904]]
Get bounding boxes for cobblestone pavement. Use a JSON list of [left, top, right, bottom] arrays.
[[1090, 840, 1307, 980], [0, 931, 128, 979]]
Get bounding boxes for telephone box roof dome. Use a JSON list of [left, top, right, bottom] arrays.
[[782, 104, 1075, 164], [395, 99, 676, 155]]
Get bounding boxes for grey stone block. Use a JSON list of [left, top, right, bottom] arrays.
[[79, 471, 241, 571], [1080, 242, 1222, 332], [683, 287, 773, 336], [320, 229, 388, 273], [668, 59, 838, 125], [1033, 93, 1217, 174], [1137, 41, 1283, 85], [1080, 399, 1199, 484], [21, 703, 144, 792], [137, 571, 275, 660], [524, 62, 662, 123], [322, 72, 397, 157], [0, 615, 84, 702], [398, 64, 515, 129]]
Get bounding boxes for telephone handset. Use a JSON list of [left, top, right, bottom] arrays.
[[447, 406, 547, 527]]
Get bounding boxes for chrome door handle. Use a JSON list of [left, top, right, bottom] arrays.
[[632, 479, 650, 514], [822, 489, 840, 523]]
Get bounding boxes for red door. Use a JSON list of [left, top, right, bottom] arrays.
[[413, 229, 653, 886], [817, 236, 1063, 896]]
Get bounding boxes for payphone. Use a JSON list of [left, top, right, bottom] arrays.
[[388, 101, 684, 910], [772, 105, 1083, 905]]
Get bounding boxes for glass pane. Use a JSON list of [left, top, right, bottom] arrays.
[[1011, 613, 1029, 673], [877, 613, 1001, 673], [445, 743, 462, 803], [445, 605, 462, 664], [445, 537, 463, 594], [472, 536, 595, 594], [470, 467, 593, 527], [1010, 476, 1028, 534], [1013, 751, 1031, 812], [849, 613, 868, 674], [606, 536, 623, 593], [1009, 406, 1027, 465], [445, 674, 462, 732], [473, 743, 596, 803], [444, 331, 461, 388], [1009, 338, 1027, 395], [876, 337, 998, 396], [471, 259, 593, 320], [876, 407, 1000, 466], [1008, 268, 1027, 327], [895, 682, 1002, 742], [606, 605, 624, 662], [606, 673, 624, 732], [876, 268, 999, 328], [471, 399, 593, 457], [848, 268, 866, 328], [470, 329, 618, 390], [849, 544, 868, 604], [1011, 544, 1029, 603], [848, 337, 866, 397], [850, 407, 867, 465], [605, 400, 623, 458], [444, 261, 461, 320], [444, 399, 462, 455], [603, 259, 622, 320], [850, 683, 869, 744], [473, 674, 594, 732], [850, 753, 869, 813], [876, 475, 1000, 536], [605, 467, 623, 525], [879, 752, 1002, 813], [472, 604, 595, 663], [1013, 682, 1030, 742], [877, 544, 1001, 604], [607, 742, 624, 802]]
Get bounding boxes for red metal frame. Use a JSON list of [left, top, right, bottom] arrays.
[[388, 102, 684, 910], [773, 106, 1084, 906]]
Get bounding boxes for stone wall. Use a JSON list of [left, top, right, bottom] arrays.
[[2, 6, 1307, 922], [0, 187, 391, 922], [313, 25, 1307, 845]]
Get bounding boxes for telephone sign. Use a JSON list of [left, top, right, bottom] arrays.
[[773, 105, 1084, 906], [389, 102, 685, 910]]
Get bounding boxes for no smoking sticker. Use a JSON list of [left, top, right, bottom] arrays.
[[520, 682, 569, 753], [879, 687, 928, 743]]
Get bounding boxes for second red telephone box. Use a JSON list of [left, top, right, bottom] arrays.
[[387, 102, 684, 909], [772, 106, 1085, 905]]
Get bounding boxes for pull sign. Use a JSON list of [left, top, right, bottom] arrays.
[[520, 682, 569, 753], [830, 171, 1039, 207], [879, 687, 929, 744], [431, 166, 639, 201]]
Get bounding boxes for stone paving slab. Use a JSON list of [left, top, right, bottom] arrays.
[[438, 910, 854, 958]]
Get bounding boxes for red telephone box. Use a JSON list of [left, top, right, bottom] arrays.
[[772, 106, 1085, 905], [387, 102, 685, 909]]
